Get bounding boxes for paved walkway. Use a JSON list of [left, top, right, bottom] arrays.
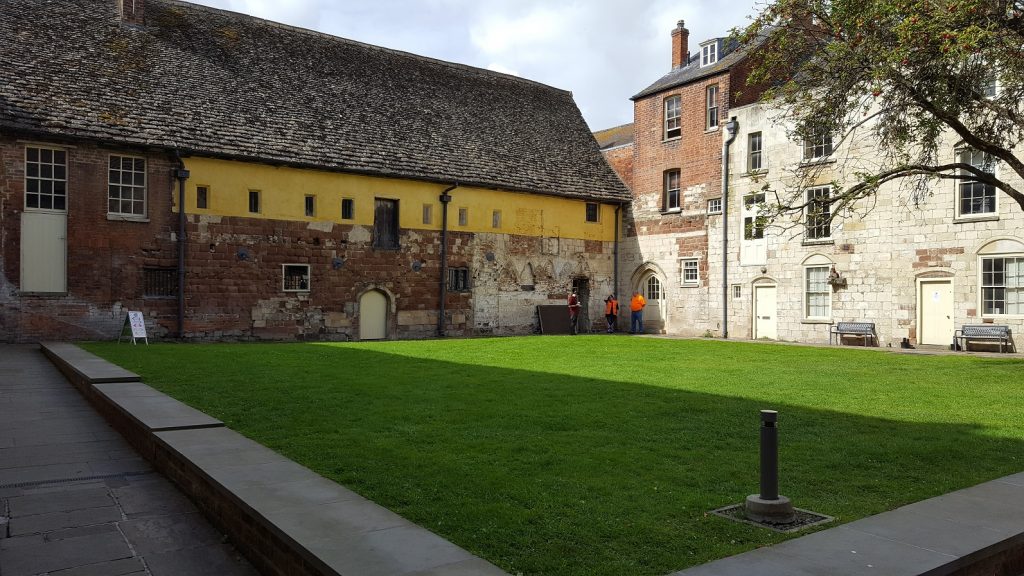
[[0, 345, 257, 576]]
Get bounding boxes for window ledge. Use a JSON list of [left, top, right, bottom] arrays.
[[705, 127, 720, 134], [802, 239, 834, 246], [954, 215, 999, 224], [707, 211, 723, 216], [680, 283, 700, 288], [662, 136, 682, 144], [801, 319, 832, 325], [660, 208, 682, 215], [17, 291, 69, 297], [107, 214, 150, 223], [798, 158, 836, 168], [741, 170, 768, 178]]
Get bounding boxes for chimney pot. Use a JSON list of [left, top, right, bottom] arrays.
[[671, 19, 690, 69], [121, 0, 145, 26]]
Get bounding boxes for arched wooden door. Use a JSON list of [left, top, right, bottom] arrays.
[[359, 290, 388, 340]]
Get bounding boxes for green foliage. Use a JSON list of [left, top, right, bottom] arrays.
[[738, 0, 1024, 214], [85, 338, 1024, 576]]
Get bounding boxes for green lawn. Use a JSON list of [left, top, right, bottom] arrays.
[[83, 337, 1024, 576]]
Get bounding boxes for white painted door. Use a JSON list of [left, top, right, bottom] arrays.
[[359, 290, 388, 340], [642, 274, 664, 331], [919, 280, 953, 345], [20, 212, 67, 293], [753, 285, 777, 340]]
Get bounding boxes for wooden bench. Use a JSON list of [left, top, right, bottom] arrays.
[[955, 324, 1014, 353], [829, 322, 877, 346]]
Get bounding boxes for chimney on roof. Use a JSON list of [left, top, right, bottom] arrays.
[[120, 0, 145, 25], [671, 20, 689, 69]]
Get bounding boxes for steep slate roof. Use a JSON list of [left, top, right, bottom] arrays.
[[592, 124, 634, 150], [0, 0, 629, 203], [632, 38, 745, 100]]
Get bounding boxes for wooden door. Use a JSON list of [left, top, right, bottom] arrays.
[[753, 285, 777, 340], [919, 280, 953, 345], [359, 290, 388, 340]]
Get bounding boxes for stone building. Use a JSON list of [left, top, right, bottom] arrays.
[[0, 0, 629, 342], [606, 18, 1024, 347], [722, 101, 1024, 347]]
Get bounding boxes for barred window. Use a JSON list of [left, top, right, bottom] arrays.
[[108, 155, 146, 217], [448, 267, 470, 292], [143, 268, 177, 298], [283, 264, 310, 292]]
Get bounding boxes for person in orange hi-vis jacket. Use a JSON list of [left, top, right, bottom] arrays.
[[604, 294, 619, 333], [629, 291, 646, 334]]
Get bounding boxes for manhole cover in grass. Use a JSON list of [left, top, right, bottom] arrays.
[[711, 504, 834, 533]]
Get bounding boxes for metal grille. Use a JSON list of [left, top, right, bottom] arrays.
[[143, 268, 177, 297]]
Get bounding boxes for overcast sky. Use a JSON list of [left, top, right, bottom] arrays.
[[186, 0, 765, 130]]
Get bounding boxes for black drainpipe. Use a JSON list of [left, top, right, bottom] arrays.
[[722, 117, 738, 339], [173, 153, 190, 339], [437, 184, 457, 337], [613, 203, 622, 298]]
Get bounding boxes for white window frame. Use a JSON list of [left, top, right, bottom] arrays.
[[700, 42, 718, 67], [707, 198, 722, 214], [24, 146, 68, 213], [706, 85, 719, 130], [979, 254, 1024, 317], [664, 96, 681, 140], [748, 131, 763, 172], [956, 147, 997, 218], [804, 265, 831, 319], [802, 131, 833, 161], [743, 192, 766, 240], [282, 264, 311, 292], [680, 258, 699, 285], [645, 274, 663, 300], [108, 154, 147, 218], [664, 170, 681, 212], [805, 186, 832, 241]]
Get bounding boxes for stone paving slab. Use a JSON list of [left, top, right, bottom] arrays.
[[40, 342, 141, 383], [0, 345, 256, 576], [93, 382, 224, 432]]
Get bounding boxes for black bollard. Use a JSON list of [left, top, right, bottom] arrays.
[[759, 410, 779, 500], [745, 409, 795, 524]]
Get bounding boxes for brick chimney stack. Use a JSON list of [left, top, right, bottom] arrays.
[[671, 20, 689, 69], [121, 0, 145, 25]]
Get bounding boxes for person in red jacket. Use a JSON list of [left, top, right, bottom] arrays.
[[604, 294, 619, 333], [567, 291, 581, 335]]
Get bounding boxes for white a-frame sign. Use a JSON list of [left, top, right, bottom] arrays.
[[118, 311, 149, 345]]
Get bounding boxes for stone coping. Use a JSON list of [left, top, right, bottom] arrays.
[[41, 341, 141, 384], [93, 382, 224, 431], [39, 342, 508, 576], [672, 473, 1024, 576]]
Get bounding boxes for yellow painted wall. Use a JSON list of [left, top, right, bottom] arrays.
[[176, 157, 618, 241]]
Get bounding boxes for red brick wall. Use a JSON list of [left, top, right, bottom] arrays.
[[600, 144, 634, 190], [2, 135, 570, 342], [626, 70, 731, 283], [0, 136, 178, 342]]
